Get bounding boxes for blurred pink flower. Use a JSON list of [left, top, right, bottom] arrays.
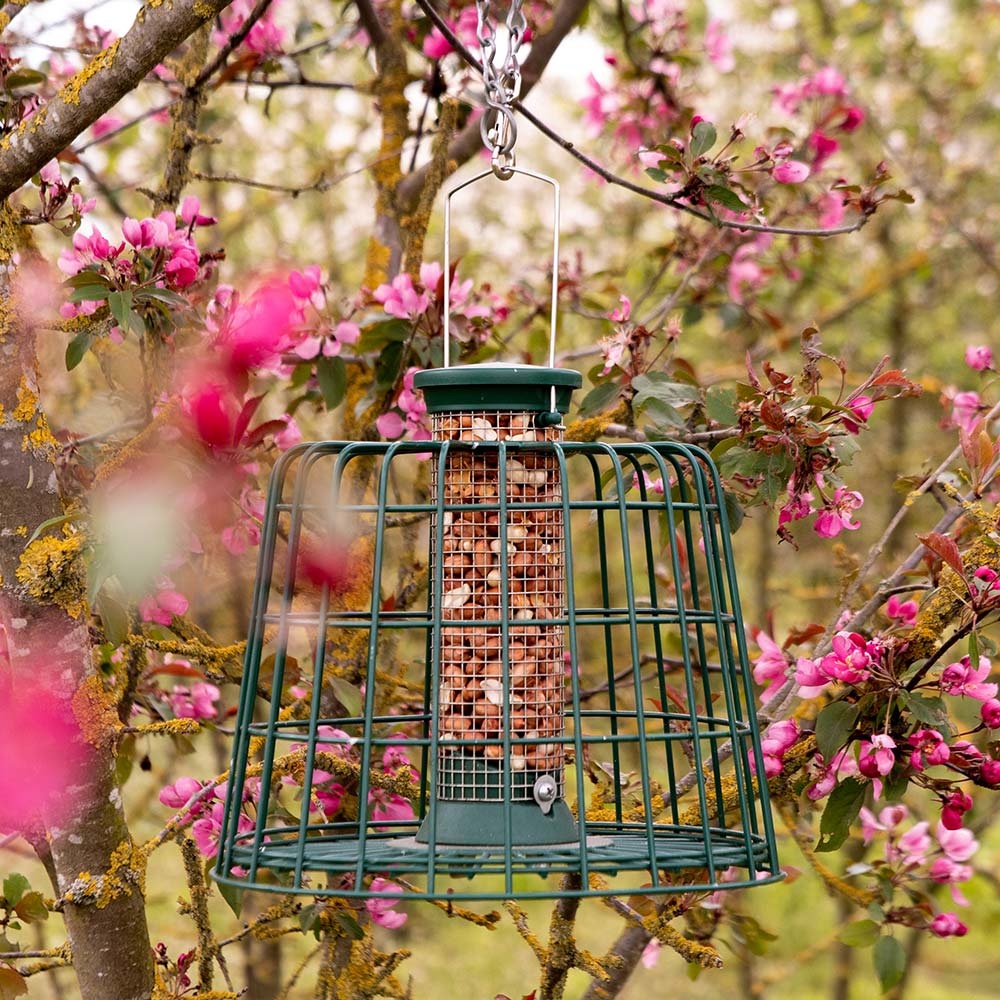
[[365, 878, 408, 929], [773, 160, 810, 184], [965, 344, 993, 371]]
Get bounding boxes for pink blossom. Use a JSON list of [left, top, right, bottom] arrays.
[[981, 698, 1000, 729], [794, 656, 829, 698], [778, 491, 815, 528], [965, 344, 993, 371], [727, 243, 767, 304], [171, 681, 221, 720], [941, 791, 973, 831], [810, 66, 848, 97], [274, 415, 302, 451], [600, 329, 629, 374], [641, 937, 661, 968], [838, 106, 865, 132], [979, 758, 1000, 785], [365, 878, 408, 929], [704, 18, 734, 73], [818, 192, 846, 228], [843, 394, 874, 434], [376, 411, 406, 439], [929, 912, 968, 938], [91, 114, 124, 138], [184, 379, 237, 449], [608, 294, 632, 323], [373, 272, 429, 319], [0, 679, 87, 832], [368, 789, 415, 826], [752, 632, 788, 703], [632, 470, 666, 495], [159, 776, 205, 811], [180, 195, 216, 228], [818, 631, 873, 685], [813, 487, 863, 538], [139, 586, 189, 625], [937, 822, 979, 862], [807, 748, 858, 801], [939, 654, 998, 702], [859, 803, 908, 844], [808, 130, 839, 169], [754, 719, 799, 777], [896, 820, 931, 866], [886, 594, 918, 627], [950, 390, 982, 434], [858, 734, 896, 777], [214, 0, 286, 57], [908, 729, 950, 771], [773, 160, 810, 184]]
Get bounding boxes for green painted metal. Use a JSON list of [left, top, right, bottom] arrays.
[[414, 364, 580, 414], [214, 419, 783, 903]]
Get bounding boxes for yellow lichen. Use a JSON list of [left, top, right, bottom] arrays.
[[15, 531, 88, 618], [71, 672, 124, 748], [14, 524, 27, 536], [66, 838, 147, 909], [58, 40, 121, 105], [22, 414, 57, 454], [12, 375, 38, 422]]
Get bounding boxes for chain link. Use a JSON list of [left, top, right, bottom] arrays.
[[476, 0, 525, 178]]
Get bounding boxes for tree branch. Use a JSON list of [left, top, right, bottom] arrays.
[[0, 0, 236, 200], [408, 0, 872, 237], [0, 0, 29, 35], [399, 0, 591, 211]]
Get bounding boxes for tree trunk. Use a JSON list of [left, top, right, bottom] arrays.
[[0, 206, 155, 1000]]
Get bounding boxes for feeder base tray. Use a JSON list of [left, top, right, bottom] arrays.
[[218, 827, 783, 901]]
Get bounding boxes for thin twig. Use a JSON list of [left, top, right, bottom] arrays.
[[410, 0, 874, 238]]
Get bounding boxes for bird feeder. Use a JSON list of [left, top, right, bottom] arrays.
[[214, 170, 782, 904]]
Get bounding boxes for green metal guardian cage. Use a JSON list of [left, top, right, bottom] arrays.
[[214, 167, 782, 903]]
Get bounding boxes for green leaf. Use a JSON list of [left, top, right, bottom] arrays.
[[576, 381, 620, 418], [705, 385, 738, 426], [68, 284, 110, 304], [816, 777, 866, 853], [631, 373, 700, 409], [2, 874, 29, 907], [0, 967, 27, 1000], [703, 185, 748, 212], [873, 935, 906, 992], [7, 68, 46, 90], [216, 879, 245, 918], [134, 286, 188, 309], [329, 677, 363, 718], [65, 330, 95, 370], [27, 511, 75, 545], [107, 290, 134, 333], [375, 340, 404, 390], [839, 919, 880, 948], [13, 891, 48, 924], [815, 701, 859, 761], [95, 590, 130, 647], [898, 690, 950, 730], [316, 356, 347, 410], [690, 120, 717, 159], [722, 490, 745, 534], [640, 397, 685, 430], [357, 318, 410, 352], [335, 912, 366, 940], [644, 167, 668, 183]]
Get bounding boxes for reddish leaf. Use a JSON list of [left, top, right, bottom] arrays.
[[232, 393, 266, 447], [760, 398, 786, 430], [0, 967, 27, 1000], [381, 594, 397, 613], [147, 662, 207, 679], [783, 623, 826, 648], [917, 532, 965, 580], [763, 361, 794, 394], [244, 419, 291, 449]]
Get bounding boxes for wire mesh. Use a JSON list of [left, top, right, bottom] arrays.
[[213, 431, 782, 901]]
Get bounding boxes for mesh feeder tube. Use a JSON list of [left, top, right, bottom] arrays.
[[414, 364, 582, 846]]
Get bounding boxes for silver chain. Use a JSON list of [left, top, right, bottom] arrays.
[[476, 0, 526, 179]]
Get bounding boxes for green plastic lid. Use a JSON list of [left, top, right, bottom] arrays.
[[413, 363, 582, 415]]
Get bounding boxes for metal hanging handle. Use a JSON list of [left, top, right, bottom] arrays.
[[442, 166, 561, 372]]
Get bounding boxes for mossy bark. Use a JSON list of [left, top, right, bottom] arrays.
[[0, 207, 155, 1000]]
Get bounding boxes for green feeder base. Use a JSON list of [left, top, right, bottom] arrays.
[[415, 753, 579, 846]]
